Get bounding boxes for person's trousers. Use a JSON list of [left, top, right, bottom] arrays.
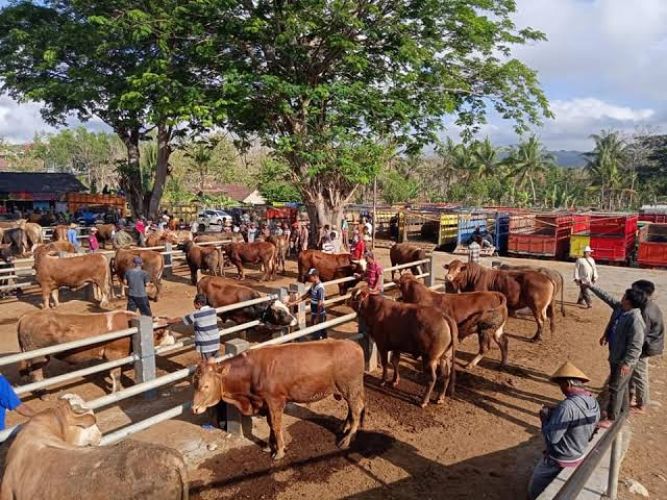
[[577, 284, 592, 305], [127, 295, 152, 316], [528, 456, 563, 500], [630, 357, 650, 407], [607, 362, 632, 420]]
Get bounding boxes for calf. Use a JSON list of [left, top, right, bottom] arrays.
[[192, 340, 365, 460], [2, 227, 28, 256], [389, 243, 426, 280], [51, 225, 68, 242], [222, 241, 276, 281], [1, 395, 187, 500], [17, 309, 174, 393], [197, 276, 297, 327], [182, 240, 224, 286], [41, 241, 76, 253], [444, 260, 556, 341], [110, 248, 164, 300], [493, 262, 565, 317], [95, 223, 117, 249], [33, 245, 111, 309], [395, 273, 508, 368], [297, 249, 358, 295], [267, 234, 289, 274], [349, 284, 457, 407]]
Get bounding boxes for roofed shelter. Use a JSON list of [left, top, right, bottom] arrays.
[[0, 172, 86, 215]]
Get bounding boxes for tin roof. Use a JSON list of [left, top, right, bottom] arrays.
[[0, 172, 87, 196]]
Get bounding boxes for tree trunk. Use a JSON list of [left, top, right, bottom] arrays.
[[148, 124, 172, 219], [117, 128, 144, 218], [302, 184, 351, 247]]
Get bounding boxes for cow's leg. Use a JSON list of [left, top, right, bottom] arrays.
[[466, 329, 491, 369], [390, 351, 401, 388], [547, 300, 556, 336], [109, 366, 124, 393], [530, 304, 547, 342], [189, 265, 198, 286], [50, 289, 59, 307], [42, 288, 51, 309], [436, 355, 451, 404], [421, 358, 439, 408], [338, 391, 365, 449], [493, 325, 509, 367], [379, 350, 390, 386], [267, 399, 287, 460]]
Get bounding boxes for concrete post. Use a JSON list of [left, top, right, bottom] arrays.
[[223, 338, 250, 436], [131, 316, 157, 400], [607, 430, 623, 500], [289, 282, 307, 330], [268, 287, 289, 339], [163, 242, 173, 277], [358, 317, 378, 373], [426, 253, 436, 287]]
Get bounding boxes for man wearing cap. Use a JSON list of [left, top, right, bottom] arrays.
[[125, 256, 151, 316], [168, 294, 220, 360], [66, 223, 80, 252], [528, 361, 600, 499], [574, 246, 598, 308], [290, 268, 327, 340], [88, 226, 100, 252]]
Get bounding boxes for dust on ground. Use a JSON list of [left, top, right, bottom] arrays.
[[0, 248, 665, 499]]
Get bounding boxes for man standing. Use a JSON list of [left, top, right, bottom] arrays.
[[66, 223, 80, 252], [629, 280, 664, 413], [125, 256, 152, 316], [135, 218, 146, 247], [468, 235, 482, 264], [169, 294, 220, 360], [528, 361, 600, 499], [88, 227, 100, 252], [291, 268, 327, 340], [357, 251, 383, 293], [574, 246, 598, 308], [587, 284, 645, 427], [298, 222, 309, 252], [0, 375, 35, 431]]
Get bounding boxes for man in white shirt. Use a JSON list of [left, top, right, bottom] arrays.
[[574, 246, 598, 309]]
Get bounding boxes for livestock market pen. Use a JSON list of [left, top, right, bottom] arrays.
[[0, 247, 665, 499]]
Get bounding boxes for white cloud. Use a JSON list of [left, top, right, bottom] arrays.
[[0, 95, 58, 143], [550, 98, 654, 123]]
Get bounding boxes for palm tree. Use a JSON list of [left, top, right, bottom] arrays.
[[472, 137, 502, 179], [584, 130, 628, 210], [184, 141, 215, 193], [505, 136, 556, 205]]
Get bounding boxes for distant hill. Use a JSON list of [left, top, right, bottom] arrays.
[[550, 150, 586, 168]]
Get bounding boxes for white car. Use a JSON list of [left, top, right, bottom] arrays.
[[197, 209, 232, 231]]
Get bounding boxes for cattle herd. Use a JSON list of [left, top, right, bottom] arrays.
[[0, 221, 568, 499]]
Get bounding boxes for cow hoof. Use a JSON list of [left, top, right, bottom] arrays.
[[435, 397, 445, 405], [530, 336, 541, 343], [271, 450, 285, 461], [391, 381, 400, 389], [262, 444, 272, 453], [419, 401, 429, 408], [337, 436, 352, 449]]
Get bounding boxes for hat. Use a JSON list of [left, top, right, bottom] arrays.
[[69, 223, 76, 228], [583, 246, 593, 253], [550, 361, 589, 383], [132, 256, 143, 266], [306, 268, 319, 276]]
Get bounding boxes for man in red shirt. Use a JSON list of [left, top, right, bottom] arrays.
[[357, 251, 383, 293], [350, 234, 366, 271]]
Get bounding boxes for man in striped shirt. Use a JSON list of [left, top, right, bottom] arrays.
[[170, 294, 220, 360]]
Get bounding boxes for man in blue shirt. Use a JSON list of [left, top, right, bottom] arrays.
[[0, 375, 35, 430], [66, 223, 80, 252], [528, 361, 600, 499], [290, 268, 327, 340]]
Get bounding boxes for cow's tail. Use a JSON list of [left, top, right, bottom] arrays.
[[445, 315, 458, 396], [217, 248, 225, 277], [109, 257, 117, 299], [558, 271, 566, 317], [548, 286, 557, 336]]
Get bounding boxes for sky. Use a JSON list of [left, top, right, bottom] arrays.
[[1, 0, 666, 151]]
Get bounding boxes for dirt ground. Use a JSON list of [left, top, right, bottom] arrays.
[[0, 247, 665, 499]]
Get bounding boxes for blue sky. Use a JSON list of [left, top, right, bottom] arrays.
[[1, 0, 667, 151]]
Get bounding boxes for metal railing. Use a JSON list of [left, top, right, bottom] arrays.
[[0, 254, 435, 446]]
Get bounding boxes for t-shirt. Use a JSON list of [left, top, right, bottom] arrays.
[[183, 305, 220, 354], [0, 375, 21, 431], [67, 228, 78, 245], [365, 262, 384, 291], [125, 267, 149, 298], [309, 282, 326, 315], [351, 238, 366, 260]]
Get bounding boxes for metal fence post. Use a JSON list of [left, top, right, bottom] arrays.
[[289, 282, 307, 330], [426, 253, 436, 287], [223, 338, 250, 436], [607, 429, 623, 500], [131, 316, 157, 400], [163, 242, 173, 277]]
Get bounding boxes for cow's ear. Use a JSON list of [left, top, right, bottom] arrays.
[[443, 264, 449, 270], [64, 406, 97, 428]]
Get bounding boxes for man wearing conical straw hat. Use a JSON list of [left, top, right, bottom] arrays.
[[528, 361, 600, 499]]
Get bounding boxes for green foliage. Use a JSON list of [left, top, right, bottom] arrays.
[[257, 159, 302, 204], [380, 170, 419, 205]]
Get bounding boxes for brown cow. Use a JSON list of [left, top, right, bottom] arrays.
[[349, 283, 457, 407], [493, 262, 566, 317], [197, 276, 297, 327], [33, 245, 111, 309], [24, 222, 43, 250], [444, 260, 556, 341], [192, 340, 365, 460], [182, 240, 224, 286], [95, 223, 116, 249], [51, 225, 68, 242], [40, 241, 76, 253], [17, 309, 175, 393], [194, 233, 228, 244], [297, 250, 358, 295], [1, 396, 188, 500], [267, 234, 289, 274], [111, 248, 164, 300], [395, 273, 508, 368], [389, 243, 426, 280], [145, 229, 179, 248], [223, 241, 276, 281]]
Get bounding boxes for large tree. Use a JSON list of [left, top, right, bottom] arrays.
[[0, 1, 209, 217], [209, 0, 551, 230]]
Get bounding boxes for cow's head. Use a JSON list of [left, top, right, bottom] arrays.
[[161, 230, 179, 245], [152, 320, 176, 347], [443, 259, 467, 283], [393, 270, 417, 293], [261, 297, 298, 327], [0, 243, 14, 264], [347, 281, 370, 311], [55, 394, 102, 447], [192, 359, 225, 414]]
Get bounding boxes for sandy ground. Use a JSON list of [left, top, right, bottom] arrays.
[[0, 247, 665, 499]]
